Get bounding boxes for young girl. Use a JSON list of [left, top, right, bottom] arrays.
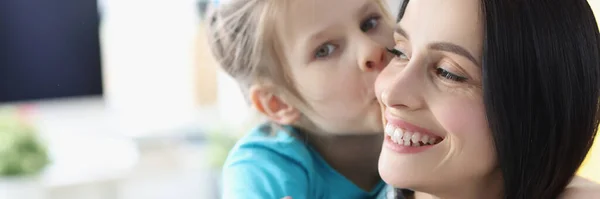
[[206, 0, 395, 198]]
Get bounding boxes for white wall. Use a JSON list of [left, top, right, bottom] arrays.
[[386, 0, 402, 19], [100, 0, 201, 137]]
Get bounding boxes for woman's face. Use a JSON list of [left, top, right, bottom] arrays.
[[376, 0, 498, 192]]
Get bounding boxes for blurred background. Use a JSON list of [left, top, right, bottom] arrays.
[[0, 0, 598, 199]]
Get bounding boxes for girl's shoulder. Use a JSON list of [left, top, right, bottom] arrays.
[[227, 124, 311, 166], [221, 125, 315, 199]]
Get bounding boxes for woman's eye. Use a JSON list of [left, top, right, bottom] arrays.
[[386, 47, 409, 60], [436, 68, 467, 82], [314, 43, 337, 58], [360, 16, 380, 32]]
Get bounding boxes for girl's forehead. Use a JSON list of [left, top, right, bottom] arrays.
[[277, 0, 383, 51]]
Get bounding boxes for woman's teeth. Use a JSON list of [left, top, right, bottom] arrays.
[[385, 124, 442, 147]]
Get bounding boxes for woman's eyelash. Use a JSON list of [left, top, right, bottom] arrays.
[[436, 68, 467, 82], [386, 47, 401, 56], [386, 47, 407, 58], [386, 47, 468, 82]]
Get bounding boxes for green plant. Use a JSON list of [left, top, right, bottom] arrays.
[[205, 126, 240, 169], [0, 108, 49, 177]]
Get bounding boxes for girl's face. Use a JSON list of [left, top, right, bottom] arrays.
[[278, 0, 394, 135], [376, 0, 499, 193]]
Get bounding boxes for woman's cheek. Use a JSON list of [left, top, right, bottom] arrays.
[[434, 96, 497, 171], [434, 96, 489, 138]]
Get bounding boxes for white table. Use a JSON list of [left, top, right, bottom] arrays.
[[4, 96, 222, 199]]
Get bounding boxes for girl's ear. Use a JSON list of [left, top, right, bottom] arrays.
[[249, 85, 300, 125]]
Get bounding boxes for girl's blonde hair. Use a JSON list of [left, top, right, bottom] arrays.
[[206, 0, 392, 108]]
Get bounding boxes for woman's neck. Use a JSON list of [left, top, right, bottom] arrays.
[[307, 132, 384, 191]]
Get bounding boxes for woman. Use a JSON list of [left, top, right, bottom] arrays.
[[377, 0, 600, 198]]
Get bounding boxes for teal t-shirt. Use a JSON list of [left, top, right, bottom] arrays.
[[221, 124, 389, 199]]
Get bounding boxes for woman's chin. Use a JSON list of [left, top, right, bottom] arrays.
[[378, 148, 435, 189]]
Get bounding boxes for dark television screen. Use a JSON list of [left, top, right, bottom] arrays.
[[0, 0, 103, 103]]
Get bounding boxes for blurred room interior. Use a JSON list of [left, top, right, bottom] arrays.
[[0, 0, 599, 199]]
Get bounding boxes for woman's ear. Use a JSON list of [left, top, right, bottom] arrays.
[[249, 85, 300, 125]]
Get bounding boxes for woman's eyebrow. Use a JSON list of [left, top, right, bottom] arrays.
[[429, 42, 479, 66], [394, 24, 409, 40], [395, 25, 479, 66]]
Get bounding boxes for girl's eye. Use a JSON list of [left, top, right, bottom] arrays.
[[436, 68, 467, 82], [314, 43, 337, 58], [360, 16, 380, 32], [386, 47, 409, 61]]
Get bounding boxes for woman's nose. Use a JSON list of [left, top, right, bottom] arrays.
[[377, 60, 425, 111]]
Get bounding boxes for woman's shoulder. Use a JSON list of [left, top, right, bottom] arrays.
[[559, 176, 600, 199]]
